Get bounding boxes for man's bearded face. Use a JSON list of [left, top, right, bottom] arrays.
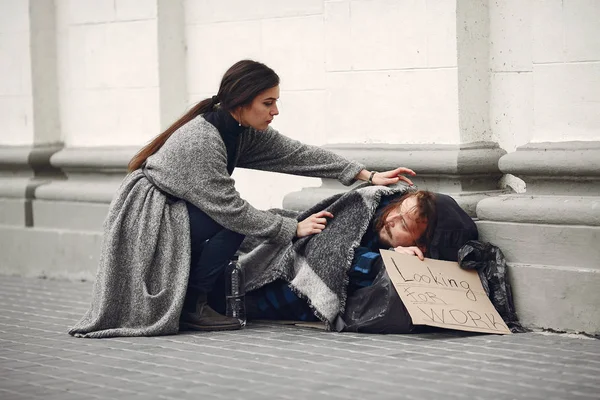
[[378, 196, 429, 249]]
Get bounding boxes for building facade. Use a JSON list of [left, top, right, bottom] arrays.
[[1, 0, 598, 334]]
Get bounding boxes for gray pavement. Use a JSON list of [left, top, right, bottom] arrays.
[[0, 275, 599, 400]]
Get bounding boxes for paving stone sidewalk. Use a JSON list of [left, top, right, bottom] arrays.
[[0, 275, 599, 400]]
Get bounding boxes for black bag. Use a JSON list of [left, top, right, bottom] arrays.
[[335, 257, 413, 333], [458, 240, 527, 333]]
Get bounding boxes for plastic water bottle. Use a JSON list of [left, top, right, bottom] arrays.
[[225, 255, 246, 327]]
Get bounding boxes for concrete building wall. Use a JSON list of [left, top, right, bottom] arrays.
[[487, 0, 600, 150], [1, 0, 599, 334], [185, 0, 461, 147], [184, 0, 465, 209], [0, 0, 33, 145], [531, 0, 600, 143], [55, 0, 161, 147], [0, 0, 60, 146], [2, 2, 598, 151], [488, 0, 532, 153]]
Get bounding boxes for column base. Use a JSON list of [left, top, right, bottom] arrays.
[[0, 146, 134, 279], [476, 141, 600, 335]]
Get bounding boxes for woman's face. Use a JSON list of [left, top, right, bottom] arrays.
[[239, 85, 280, 131], [379, 196, 429, 249]]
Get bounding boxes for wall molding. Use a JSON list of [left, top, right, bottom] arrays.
[[284, 142, 507, 215], [0, 143, 64, 226], [34, 146, 138, 204], [499, 141, 600, 195]]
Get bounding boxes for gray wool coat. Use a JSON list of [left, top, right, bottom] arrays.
[[69, 115, 365, 338]]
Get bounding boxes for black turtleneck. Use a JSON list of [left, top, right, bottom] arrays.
[[202, 108, 245, 175]]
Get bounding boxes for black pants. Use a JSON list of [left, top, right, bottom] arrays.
[[186, 202, 245, 305]]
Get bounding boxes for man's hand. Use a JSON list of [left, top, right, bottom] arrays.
[[393, 245, 425, 261], [296, 210, 334, 238]]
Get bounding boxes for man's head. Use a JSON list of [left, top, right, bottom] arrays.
[[375, 190, 436, 250]]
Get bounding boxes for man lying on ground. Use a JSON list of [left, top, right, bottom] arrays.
[[244, 190, 437, 322], [208, 186, 478, 328]]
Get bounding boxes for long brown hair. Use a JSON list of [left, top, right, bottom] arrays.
[[375, 190, 437, 249], [128, 60, 280, 172]]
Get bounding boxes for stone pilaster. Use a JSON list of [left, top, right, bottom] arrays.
[[476, 142, 600, 334]]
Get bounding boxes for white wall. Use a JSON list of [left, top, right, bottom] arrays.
[[0, 0, 33, 145], [531, 0, 600, 143], [185, 0, 461, 147], [2, 0, 600, 209], [486, 0, 600, 150], [185, 0, 462, 208], [55, 0, 160, 147], [488, 0, 533, 153]]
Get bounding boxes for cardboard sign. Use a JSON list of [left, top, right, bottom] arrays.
[[380, 250, 511, 335]]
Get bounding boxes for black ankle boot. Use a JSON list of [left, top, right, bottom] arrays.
[[180, 290, 241, 332]]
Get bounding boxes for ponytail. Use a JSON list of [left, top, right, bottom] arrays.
[[127, 98, 214, 172]]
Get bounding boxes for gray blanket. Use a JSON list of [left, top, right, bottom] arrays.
[[241, 184, 407, 328]]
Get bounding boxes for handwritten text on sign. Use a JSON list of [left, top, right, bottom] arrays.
[[379, 250, 511, 335]]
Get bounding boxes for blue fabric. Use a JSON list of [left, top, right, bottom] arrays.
[[247, 279, 318, 321]]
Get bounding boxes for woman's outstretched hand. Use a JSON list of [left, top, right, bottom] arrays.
[[374, 167, 415, 186], [356, 167, 416, 186], [296, 210, 334, 238]]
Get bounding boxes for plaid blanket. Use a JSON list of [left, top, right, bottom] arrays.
[[240, 184, 407, 329], [246, 196, 396, 322]]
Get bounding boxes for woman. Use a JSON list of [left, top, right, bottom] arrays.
[[69, 60, 415, 338]]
